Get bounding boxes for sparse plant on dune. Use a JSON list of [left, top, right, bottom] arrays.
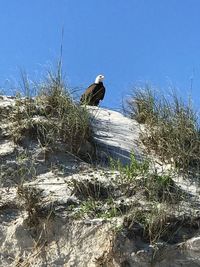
[[107, 151, 191, 245], [126, 84, 159, 124], [111, 152, 181, 203], [17, 185, 43, 227], [126, 86, 200, 173], [110, 152, 149, 183], [8, 65, 93, 160]]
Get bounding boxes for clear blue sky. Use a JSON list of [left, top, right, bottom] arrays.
[[1, 0, 200, 109]]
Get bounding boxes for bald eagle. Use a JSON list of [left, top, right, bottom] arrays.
[[80, 75, 105, 106]]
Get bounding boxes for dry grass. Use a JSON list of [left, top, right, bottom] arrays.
[[8, 66, 93, 160], [17, 185, 44, 227], [126, 86, 200, 173]]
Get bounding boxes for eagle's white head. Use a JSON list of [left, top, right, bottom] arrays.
[[95, 74, 104, 84]]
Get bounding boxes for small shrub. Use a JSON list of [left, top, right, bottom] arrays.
[[73, 197, 127, 220], [73, 199, 102, 219], [69, 178, 114, 200], [110, 153, 149, 183], [142, 173, 181, 202], [98, 198, 125, 219], [123, 204, 169, 244], [17, 185, 43, 226], [111, 153, 179, 202]]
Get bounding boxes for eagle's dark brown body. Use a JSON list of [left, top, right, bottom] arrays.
[[80, 82, 105, 106]]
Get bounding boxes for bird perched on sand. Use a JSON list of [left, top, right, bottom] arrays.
[[80, 75, 105, 106]]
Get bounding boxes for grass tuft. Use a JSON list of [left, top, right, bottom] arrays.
[[111, 152, 181, 202], [8, 66, 93, 160], [126, 86, 200, 173]]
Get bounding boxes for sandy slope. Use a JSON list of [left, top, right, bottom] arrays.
[[88, 106, 144, 164], [0, 97, 200, 266]]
